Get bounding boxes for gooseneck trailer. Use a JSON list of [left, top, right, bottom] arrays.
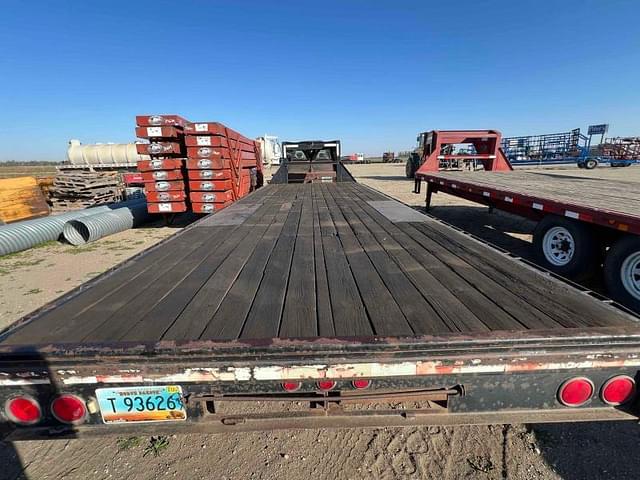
[[417, 170, 640, 312], [2, 166, 640, 440]]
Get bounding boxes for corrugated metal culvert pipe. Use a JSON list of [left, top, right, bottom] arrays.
[[62, 201, 151, 245], [0, 198, 146, 256]]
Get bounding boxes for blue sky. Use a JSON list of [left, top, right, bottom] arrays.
[[0, 0, 638, 161]]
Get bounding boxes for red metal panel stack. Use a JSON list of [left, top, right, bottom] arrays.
[[135, 115, 190, 214], [183, 122, 261, 214]]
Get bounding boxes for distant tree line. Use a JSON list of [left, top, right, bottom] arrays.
[[0, 160, 63, 166]]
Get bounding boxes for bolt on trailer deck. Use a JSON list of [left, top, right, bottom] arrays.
[[415, 170, 640, 313], [1, 165, 640, 440]]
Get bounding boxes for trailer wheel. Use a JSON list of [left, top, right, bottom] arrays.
[[533, 216, 598, 281], [604, 236, 640, 311], [584, 158, 598, 169]]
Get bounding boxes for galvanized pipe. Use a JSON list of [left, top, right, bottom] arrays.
[[62, 202, 151, 246], [0, 199, 145, 256]]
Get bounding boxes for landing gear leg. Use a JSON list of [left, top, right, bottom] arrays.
[[425, 182, 433, 212]]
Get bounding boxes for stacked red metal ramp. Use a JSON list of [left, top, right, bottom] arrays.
[[135, 115, 262, 215], [135, 115, 190, 214], [183, 122, 261, 214]]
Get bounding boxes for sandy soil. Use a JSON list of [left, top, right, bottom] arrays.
[[0, 223, 182, 332], [2, 164, 640, 480]]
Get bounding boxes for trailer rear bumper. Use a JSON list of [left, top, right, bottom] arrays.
[[3, 405, 637, 441], [1, 328, 640, 440]]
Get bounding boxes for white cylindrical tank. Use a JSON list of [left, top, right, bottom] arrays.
[[67, 139, 149, 166]]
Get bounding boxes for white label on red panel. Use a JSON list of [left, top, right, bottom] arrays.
[[532, 202, 544, 210], [153, 171, 168, 179], [150, 160, 162, 169], [146, 127, 162, 136], [197, 159, 212, 167], [200, 171, 213, 178], [196, 136, 212, 146], [201, 204, 214, 212], [195, 123, 208, 132], [201, 182, 213, 190], [156, 182, 170, 191], [158, 203, 172, 212], [203, 194, 215, 202]]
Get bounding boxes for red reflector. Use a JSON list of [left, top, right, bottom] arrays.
[[51, 395, 87, 424], [317, 380, 336, 391], [352, 379, 371, 389], [601, 375, 636, 406], [5, 396, 42, 425], [558, 377, 594, 407], [281, 381, 301, 392]]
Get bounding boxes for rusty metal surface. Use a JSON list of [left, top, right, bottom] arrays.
[[3, 406, 637, 441], [2, 326, 640, 388]]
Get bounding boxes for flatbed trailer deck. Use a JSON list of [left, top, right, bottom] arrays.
[[1, 180, 640, 439], [418, 170, 640, 311]]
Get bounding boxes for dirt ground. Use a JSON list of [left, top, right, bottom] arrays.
[[2, 163, 640, 480]]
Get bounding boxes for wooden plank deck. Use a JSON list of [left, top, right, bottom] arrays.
[[1, 182, 637, 346], [421, 171, 640, 217]]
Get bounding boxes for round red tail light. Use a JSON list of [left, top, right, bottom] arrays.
[[281, 381, 302, 392], [5, 396, 42, 425], [558, 377, 594, 407], [317, 380, 336, 391], [51, 395, 87, 424], [352, 379, 371, 390], [601, 375, 636, 406]]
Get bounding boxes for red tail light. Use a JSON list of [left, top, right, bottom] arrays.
[[352, 379, 371, 390], [601, 375, 636, 406], [5, 396, 42, 425], [557, 377, 594, 407], [281, 381, 301, 392], [51, 395, 88, 424], [317, 380, 336, 391]]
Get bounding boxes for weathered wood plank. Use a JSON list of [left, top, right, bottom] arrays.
[[279, 185, 317, 337]]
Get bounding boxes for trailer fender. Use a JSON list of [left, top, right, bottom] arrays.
[[532, 215, 598, 281], [604, 235, 640, 311]]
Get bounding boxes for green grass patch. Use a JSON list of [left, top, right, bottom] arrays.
[[143, 436, 170, 457], [65, 244, 100, 254], [117, 436, 142, 452]]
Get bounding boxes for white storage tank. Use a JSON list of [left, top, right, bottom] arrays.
[[67, 139, 149, 166]]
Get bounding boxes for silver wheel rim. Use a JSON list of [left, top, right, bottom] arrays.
[[542, 226, 575, 266], [620, 252, 640, 301]]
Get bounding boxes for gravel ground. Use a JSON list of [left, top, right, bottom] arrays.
[[2, 164, 640, 480]]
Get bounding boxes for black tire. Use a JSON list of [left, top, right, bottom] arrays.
[[405, 157, 416, 179], [604, 235, 640, 312], [584, 158, 598, 169], [532, 215, 598, 281]]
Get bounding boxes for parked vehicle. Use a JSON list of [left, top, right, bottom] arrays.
[[256, 135, 282, 167]]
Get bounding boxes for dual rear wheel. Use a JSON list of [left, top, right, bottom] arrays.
[[533, 216, 640, 312]]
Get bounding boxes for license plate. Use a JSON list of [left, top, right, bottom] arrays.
[[96, 385, 187, 424]]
